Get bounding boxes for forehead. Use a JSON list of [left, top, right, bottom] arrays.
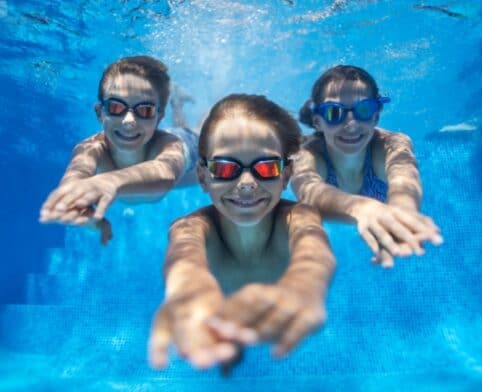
[[102, 73, 159, 102], [322, 79, 374, 102], [206, 114, 283, 161]]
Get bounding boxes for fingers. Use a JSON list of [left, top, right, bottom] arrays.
[[274, 308, 325, 358], [207, 318, 258, 345], [96, 219, 113, 245], [214, 285, 277, 327], [379, 215, 424, 255], [392, 209, 443, 245], [368, 222, 400, 257], [253, 306, 296, 341], [359, 227, 380, 255], [173, 316, 238, 369], [93, 195, 114, 220], [379, 249, 394, 268], [149, 308, 172, 369]]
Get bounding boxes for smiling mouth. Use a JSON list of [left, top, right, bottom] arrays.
[[225, 198, 268, 208], [114, 130, 142, 142], [337, 134, 365, 144]]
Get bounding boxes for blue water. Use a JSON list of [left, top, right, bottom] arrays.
[[1, 0, 481, 390]]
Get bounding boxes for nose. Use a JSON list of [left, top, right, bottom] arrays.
[[122, 109, 136, 127], [237, 170, 258, 192], [344, 110, 357, 130]]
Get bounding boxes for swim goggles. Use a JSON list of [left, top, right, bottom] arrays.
[[101, 98, 158, 119], [311, 97, 390, 125], [202, 156, 289, 181]]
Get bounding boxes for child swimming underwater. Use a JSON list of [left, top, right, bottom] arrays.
[[292, 65, 443, 267], [149, 94, 335, 369], [39, 55, 198, 243]]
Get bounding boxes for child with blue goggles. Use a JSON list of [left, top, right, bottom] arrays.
[[292, 65, 443, 267]]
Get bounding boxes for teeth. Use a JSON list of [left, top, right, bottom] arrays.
[[339, 135, 364, 143], [229, 199, 262, 207], [115, 131, 141, 141]]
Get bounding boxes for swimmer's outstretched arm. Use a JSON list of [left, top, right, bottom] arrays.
[[374, 129, 422, 212], [290, 148, 442, 267], [372, 129, 442, 264], [39, 134, 113, 243], [209, 204, 335, 358], [149, 212, 253, 370], [40, 132, 186, 225]]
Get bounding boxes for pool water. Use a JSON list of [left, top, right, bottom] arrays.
[[0, 0, 481, 390]]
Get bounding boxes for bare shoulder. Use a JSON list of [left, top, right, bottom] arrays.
[[147, 129, 184, 160], [372, 128, 415, 179], [292, 135, 327, 181], [373, 128, 413, 151], [169, 206, 217, 241], [276, 200, 320, 228], [73, 132, 108, 154]]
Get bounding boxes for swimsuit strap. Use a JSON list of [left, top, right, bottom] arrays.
[[319, 135, 387, 201], [319, 136, 339, 187], [360, 145, 388, 202]]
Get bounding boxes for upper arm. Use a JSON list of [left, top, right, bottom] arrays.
[[290, 143, 327, 201], [164, 209, 213, 275], [149, 131, 187, 182], [60, 133, 107, 184], [373, 128, 422, 208], [282, 203, 335, 283], [286, 203, 327, 250]]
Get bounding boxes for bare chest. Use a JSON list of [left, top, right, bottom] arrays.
[[207, 243, 290, 295]]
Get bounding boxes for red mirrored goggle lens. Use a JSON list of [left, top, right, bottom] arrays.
[[207, 161, 241, 179], [252, 160, 282, 179], [106, 100, 127, 115], [134, 104, 157, 119]]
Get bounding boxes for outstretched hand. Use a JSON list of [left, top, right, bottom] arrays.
[[207, 283, 326, 358], [149, 288, 255, 370], [40, 177, 117, 224], [40, 197, 113, 245], [353, 199, 443, 267]]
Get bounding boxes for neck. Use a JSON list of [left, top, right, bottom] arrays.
[[109, 142, 149, 169], [326, 143, 366, 176], [216, 209, 275, 264]]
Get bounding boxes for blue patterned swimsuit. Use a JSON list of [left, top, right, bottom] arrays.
[[322, 140, 388, 202]]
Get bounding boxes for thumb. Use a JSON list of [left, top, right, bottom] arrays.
[[149, 307, 172, 369]]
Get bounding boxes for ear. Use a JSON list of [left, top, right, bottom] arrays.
[[312, 115, 324, 133], [94, 103, 102, 122], [373, 111, 380, 126], [282, 162, 293, 190], [156, 108, 166, 126], [196, 162, 209, 193]]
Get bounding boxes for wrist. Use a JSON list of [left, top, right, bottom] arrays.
[[388, 194, 418, 212], [347, 196, 376, 223]]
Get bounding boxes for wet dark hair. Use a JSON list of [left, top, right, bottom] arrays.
[[98, 55, 170, 112], [299, 65, 380, 128], [199, 94, 302, 159]]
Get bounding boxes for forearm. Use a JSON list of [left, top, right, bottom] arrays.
[[384, 132, 422, 211], [281, 231, 335, 298], [164, 214, 221, 300], [297, 180, 369, 223], [280, 205, 336, 298], [58, 136, 107, 185], [95, 160, 180, 198], [388, 182, 421, 211], [165, 261, 221, 301]]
